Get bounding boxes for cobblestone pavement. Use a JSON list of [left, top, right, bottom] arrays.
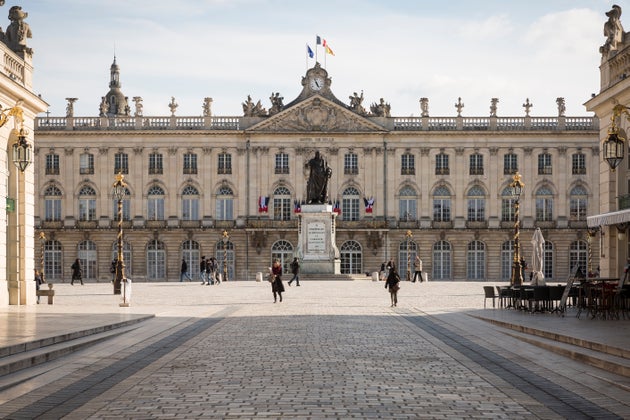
[[1, 280, 630, 419]]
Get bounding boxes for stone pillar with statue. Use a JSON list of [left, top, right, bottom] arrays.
[[297, 150, 340, 274]]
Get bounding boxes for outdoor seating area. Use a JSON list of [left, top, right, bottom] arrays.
[[491, 279, 630, 320]]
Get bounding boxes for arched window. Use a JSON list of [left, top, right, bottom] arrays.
[[181, 240, 200, 277], [501, 241, 514, 281], [570, 240, 588, 276], [44, 185, 62, 221], [433, 186, 451, 222], [271, 240, 294, 274], [216, 186, 234, 221], [111, 186, 131, 221], [467, 186, 485, 222], [543, 241, 554, 279], [147, 240, 166, 280], [78, 185, 96, 221], [216, 237, 235, 281], [273, 186, 291, 221], [398, 240, 418, 281], [467, 241, 485, 280], [110, 241, 132, 275], [501, 187, 515, 222], [399, 186, 417, 221], [432, 241, 451, 280], [147, 185, 165, 221], [340, 240, 362, 274], [342, 187, 360, 221], [43, 240, 63, 280], [182, 185, 200, 221], [569, 186, 588, 221], [536, 186, 554, 222], [78, 240, 97, 279]]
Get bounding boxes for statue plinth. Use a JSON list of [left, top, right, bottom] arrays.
[[297, 204, 340, 274]]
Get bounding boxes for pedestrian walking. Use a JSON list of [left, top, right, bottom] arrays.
[[71, 258, 83, 285], [180, 258, 192, 282], [380, 261, 387, 281], [412, 255, 423, 283], [34, 269, 44, 303], [385, 266, 401, 307], [209, 257, 219, 284], [270, 259, 285, 302], [288, 257, 300, 286], [110, 259, 117, 283], [386, 258, 396, 279], [199, 256, 207, 284]]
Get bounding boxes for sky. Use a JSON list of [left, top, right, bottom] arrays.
[[12, 0, 625, 118]]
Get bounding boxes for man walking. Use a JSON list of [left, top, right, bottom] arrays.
[[412, 255, 423, 283], [180, 258, 192, 282], [199, 256, 207, 285], [288, 257, 300, 286]]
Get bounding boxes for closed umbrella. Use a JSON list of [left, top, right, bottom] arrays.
[[531, 227, 545, 286]]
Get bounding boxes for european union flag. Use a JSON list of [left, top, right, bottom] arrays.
[[307, 44, 314, 58]]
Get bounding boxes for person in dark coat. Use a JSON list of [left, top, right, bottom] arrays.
[[71, 258, 83, 285], [385, 266, 401, 307], [288, 257, 300, 286], [180, 258, 192, 282], [270, 259, 285, 302], [34, 269, 44, 303]]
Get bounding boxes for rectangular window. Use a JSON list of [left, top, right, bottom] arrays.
[[401, 154, 415, 175], [149, 153, 163, 175], [78, 198, 96, 221], [469, 154, 484, 175], [538, 154, 552, 175], [572, 153, 586, 175], [273, 197, 291, 221], [503, 154, 517, 175], [275, 153, 289, 174], [183, 153, 197, 175], [45, 199, 62, 221], [216, 198, 234, 220], [114, 153, 129, 174], [79, 153, 94, 175], [435, 153, 449, 175], [45, 154, 60, 175], [218, 153, 232, 174], [344, 153, 359, 175]]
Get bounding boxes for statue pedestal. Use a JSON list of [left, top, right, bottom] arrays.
[[297, 204, 340, 274]]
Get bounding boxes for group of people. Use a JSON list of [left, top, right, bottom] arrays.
[[180, 256, 221, 285]]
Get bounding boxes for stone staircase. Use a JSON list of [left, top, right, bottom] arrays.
[[472, 314, 630, 381]]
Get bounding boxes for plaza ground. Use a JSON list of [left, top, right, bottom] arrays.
[[1, 279, 630, 419]]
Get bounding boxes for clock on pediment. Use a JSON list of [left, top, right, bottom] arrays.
[[304, 62, 329, 93]]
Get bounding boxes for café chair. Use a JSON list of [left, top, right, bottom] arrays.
[[483, 286, 497, 309]]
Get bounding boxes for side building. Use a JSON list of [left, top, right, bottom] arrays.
[[34, 61, 599, 282]]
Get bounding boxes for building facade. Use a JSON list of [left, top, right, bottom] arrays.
[[587, 5, 630, 279], [0, 5, 48, 305], [34, 60, 599, 282]]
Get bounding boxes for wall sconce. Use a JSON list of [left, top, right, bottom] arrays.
[[0, 101, 31, 173], [603, 104, 630, 171]]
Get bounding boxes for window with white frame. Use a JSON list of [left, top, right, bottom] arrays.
[[535, 186, 554, 222], [569, 240, 587, 276], [183, 153, 197, 175], [435, 153, 449, 175], [467, 240, 485, 280], [78, 185, 97, 221], [432, 240, 451, 280], [344, 152, 358, 175], [79, 153, 94, 175], [114, 152, 129, 174], [111, 186, 131, 221], [342, 187, 361, 221], [538, 153, 552, 175], [275, 153, 289, 174], [469, 154, 484, 175], [182, 185, 200, 220], [501, 241, 514, 281], [218, 152, 232, 174], [401, 153, 414, 175], [78, 240, 97, 279], [501, 187, 516, 222], [466, 185, 485, 222], [45, 153, 60, 175], [273, 186, 291, 221], [399, 186, 417, 221], [216, 186, 234, 220], [572, 153, 586, 175], [340, 240, 362, 274], [147, 240, 166, 279], [44, 240, 63, 280], [503, 153, 517, 175], [569, 186, 587, 221], [147, 185, 165, 221], [44, 185, 62, 221], [149, 152, 163, 175], [432, 186, 451, 222]]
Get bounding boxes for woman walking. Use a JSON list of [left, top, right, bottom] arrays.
[[71, 258, 83, 285], [385, 266, 401, 307], [270, 259, 285, 303]]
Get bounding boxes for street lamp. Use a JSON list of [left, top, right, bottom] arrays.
[[222, 230, 230, 282], [39, 231, 46, 283], [510, 172, 525, 286], [405, 230, 412, 281], [603, 104, 630, 171], [111, 172, 127, 297]]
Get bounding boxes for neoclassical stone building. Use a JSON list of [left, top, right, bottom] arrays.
[[34, 59, 599, 282]]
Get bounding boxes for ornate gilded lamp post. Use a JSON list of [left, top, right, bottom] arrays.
[[510, 172, 525, 286], [222, 230, 230, 282], [405, 230, 412, 281], [111, 173, 127, 296], [39, 231, 46, 282]]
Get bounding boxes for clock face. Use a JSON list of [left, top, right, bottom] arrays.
[[310, 77, 324, 91]]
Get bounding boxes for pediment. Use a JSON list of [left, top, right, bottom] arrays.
[[246, 96, 387, 133]]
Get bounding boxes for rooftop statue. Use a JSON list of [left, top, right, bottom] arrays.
[[601, 5, 625, 57], [370, 98, 391, 117], [242, 95, 266, 117], [268, 92, 284, 116], [3, 6, 32, 55], [349, 91, 367, 115]]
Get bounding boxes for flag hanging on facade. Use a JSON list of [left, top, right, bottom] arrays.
[[258, 196, 269, 213], [307, 44, 314, 58], [293, 199, 302, 213], [333, 200, 341, 214], [364, 196, 374, 213]]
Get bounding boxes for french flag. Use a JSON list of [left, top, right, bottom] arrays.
[[364, 196, 374, 213], [258, 196, 269, 213], [293, 200, 302, 213], [333, 200, 341, 214]]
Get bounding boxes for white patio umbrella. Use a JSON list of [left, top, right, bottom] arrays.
[[530, 227, 546, 286]]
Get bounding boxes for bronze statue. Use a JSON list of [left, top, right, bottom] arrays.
[[306, 151, 332, 204]]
